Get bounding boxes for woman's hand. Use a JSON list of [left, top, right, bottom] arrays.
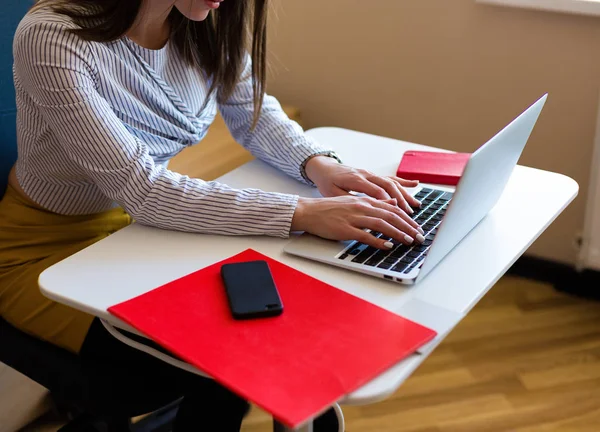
[[304, 156, 422, 215], [291, 196, 425, 249]]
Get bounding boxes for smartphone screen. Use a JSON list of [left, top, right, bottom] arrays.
[[220, 260, 283, 320]]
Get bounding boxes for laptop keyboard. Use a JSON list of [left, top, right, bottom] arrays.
[[337, 188, 453, 275]]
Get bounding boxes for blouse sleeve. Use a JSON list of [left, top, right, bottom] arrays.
[[218, 55, 337, 184], [13, 17, 298, 237]]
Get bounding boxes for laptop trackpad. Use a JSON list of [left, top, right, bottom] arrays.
[[396, 299, 460, 354]]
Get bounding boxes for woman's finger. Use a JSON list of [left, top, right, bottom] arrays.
[[321, 184, 352, 198], [355, 217, 417, 246], [367, 176, 413, 214], [366, 208, 424, 241], [395, 177, 419, 187], [343, 176, 391, 200], [359, 206, 424, 241], [349, 228, 396, 250], [391, 177, 422, 208], [371, 198, 423, 233]]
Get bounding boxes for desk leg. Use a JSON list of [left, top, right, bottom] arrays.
[[273, 420, 313, 432]]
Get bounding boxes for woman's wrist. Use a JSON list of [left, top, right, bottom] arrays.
[[291, 197, 313, 232], [304, 155, 341, 185]]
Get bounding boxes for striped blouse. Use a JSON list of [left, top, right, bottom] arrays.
[[12, 9, 331, 238]]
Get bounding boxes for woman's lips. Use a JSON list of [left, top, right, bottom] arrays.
[[204, 0, 222, 9]]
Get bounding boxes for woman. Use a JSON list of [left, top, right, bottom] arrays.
[[0, 0, 425, 430]]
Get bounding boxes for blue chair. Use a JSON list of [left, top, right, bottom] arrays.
[[0, 4, 177, 431], [0, 0, 22, 196]]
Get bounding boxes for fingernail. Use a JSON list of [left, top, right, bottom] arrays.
[[418, 227, 425, 235], [404, 235, 414, 244], [416, 234, 426, 243], [407, 207, 414, 214], [415, 200, 422, 207], [384, 241, 394, 249]]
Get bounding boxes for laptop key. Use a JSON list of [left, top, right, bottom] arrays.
[[391, 263, 408, 273], [414, 244, 428, 252], [365, 258, 381, 267], [391, 245, 409, 258], [377, 261, 393, 270], [407, 251, 421, 259], [399, 256, 414, 264], [338, 253, 349, 260], [371, 251, 390, 262], [352, 246, 377, 263]]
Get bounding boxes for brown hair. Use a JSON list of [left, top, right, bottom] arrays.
[[33, 0, 268, 127]]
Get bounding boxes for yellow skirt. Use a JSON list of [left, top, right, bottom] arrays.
[[0, 185, 131, 354]]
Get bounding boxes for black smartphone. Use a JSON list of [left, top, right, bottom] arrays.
[[220, 260, 283, 320]]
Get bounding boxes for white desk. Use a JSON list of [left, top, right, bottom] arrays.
[[40, 127, 578, 430]]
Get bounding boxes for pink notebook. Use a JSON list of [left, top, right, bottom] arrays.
[[109, 249, 436, 427]]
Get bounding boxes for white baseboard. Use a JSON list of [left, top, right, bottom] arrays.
[[477, 0, 600, 17]]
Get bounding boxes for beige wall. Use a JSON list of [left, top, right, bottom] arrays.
[[267, 0, 600, 265]]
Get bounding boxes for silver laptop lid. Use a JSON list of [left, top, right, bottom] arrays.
[[417, 94, 547, 282]]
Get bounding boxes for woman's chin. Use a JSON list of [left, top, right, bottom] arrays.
[[175, 1, 212, 22], [189, 10, 211, 21], [180, 9, 211, 22]]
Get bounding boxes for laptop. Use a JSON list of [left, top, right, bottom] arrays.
[[284, 94, 547, 285]]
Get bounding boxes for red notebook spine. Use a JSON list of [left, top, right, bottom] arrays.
[[396, 171, 461, 186]]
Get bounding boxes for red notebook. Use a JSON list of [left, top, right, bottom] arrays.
[[397, 151, 470, 186], [108, 249, 436, 428]]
